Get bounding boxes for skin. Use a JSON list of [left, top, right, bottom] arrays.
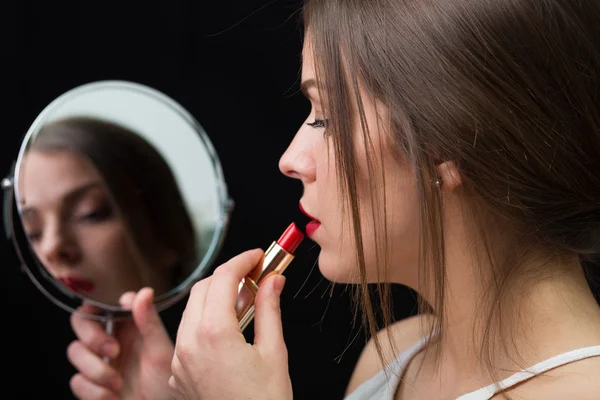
[[171, 36, 600, 399], [279, 57, 421, 286], [19, 150, 171, 305], [288, 38, 600, 399], [68, 289, 175, 400], [68, 36, 600, 400]]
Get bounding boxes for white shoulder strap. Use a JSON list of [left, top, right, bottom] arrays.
[[455, 345, 600, 400]]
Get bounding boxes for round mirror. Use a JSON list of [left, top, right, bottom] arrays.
[[3, 80, 233, 322]]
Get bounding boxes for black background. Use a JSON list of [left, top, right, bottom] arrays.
[[3, 1, 597, 399], [0, 1, 419, 398]]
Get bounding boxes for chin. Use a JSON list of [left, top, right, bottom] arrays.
[[318, 247, 405, 285], [317, 250, 362, 284]]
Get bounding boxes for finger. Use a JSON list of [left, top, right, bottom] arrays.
[[202, 249, 264, 327], [119, 291, 136, 310], [254, 274, 287, 359], [67, 341, 123, 392], [71, 310, 120, 360], [168, 375, 177, 391], [131, 288, 171, 349], [169, 355, 186, 399], [177, 277, 211, 344], [70, 373, 120, 400], [78, 302, 103, 316], [169, 354, 183, 388], [168, 375, 181, 398]]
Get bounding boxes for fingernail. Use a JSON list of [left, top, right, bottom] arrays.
[[102, 342, 120, 359], [273, 275, 286, 296]]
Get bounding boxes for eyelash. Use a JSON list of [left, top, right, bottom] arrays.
[[79, 206, 112, 222], [307, 118, 327, 129], [25, 206, 113, 242]]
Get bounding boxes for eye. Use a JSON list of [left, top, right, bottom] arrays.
[[26, 232, 41, 242], [78, 205, 113, 222], [306, 118, 327, 129]]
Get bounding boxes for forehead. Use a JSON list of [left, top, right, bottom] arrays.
[[19, 150, 102, 202], [301, 36, 316, 81]]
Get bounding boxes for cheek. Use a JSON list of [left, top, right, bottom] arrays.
[[79, 222, 136, 267], [314, 155, 362, 282], [313, 138, 375, 282], [316, 143, 341, 230], [386, 185, 420, 256], [319, 166, 420, 284], [371, 169, 420, 282]]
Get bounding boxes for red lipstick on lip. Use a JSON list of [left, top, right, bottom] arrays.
[[299, 202, 316, 220], [306, 221, 321, 237], [60, 276, 94, 294], [236, 222, 305, 331], [299, 203, 321, 238]]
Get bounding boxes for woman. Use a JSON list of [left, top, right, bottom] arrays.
[[19, 116, 198, 305], [68, 0, 600, 399]]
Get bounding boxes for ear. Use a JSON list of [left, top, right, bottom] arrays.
[[436, 161, 462, 191]]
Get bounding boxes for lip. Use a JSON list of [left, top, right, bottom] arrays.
[[299, 202, 319, 222], [299, 202, 321, 238], [59, 276, 94, 294], [306, 220, 321, 238]]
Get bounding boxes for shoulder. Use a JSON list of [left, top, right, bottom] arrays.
[[344, 313, 435, 397], [496, 356, 600, 400]]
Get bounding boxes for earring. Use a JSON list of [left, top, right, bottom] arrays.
[[434, 177, 442, 188]]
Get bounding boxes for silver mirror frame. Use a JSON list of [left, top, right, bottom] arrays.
[[2, 80, 234, 322]]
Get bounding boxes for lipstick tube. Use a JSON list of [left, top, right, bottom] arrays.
[[236, 222, 304, 331]]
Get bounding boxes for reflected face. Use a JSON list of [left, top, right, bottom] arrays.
[[279, 37, 420, 284], [18, 150, 150, 304]]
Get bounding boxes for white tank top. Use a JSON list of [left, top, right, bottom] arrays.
[[344, 336, 600, 400]]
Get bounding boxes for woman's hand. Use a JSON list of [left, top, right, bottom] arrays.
[[169, 249, 293, 400], [67, 288, 175, 400]]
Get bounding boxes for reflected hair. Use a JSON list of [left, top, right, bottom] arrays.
[[29, 116, 198, 291], [302, 0, 600, 394]]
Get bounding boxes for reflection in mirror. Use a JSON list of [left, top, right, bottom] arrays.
[[7, 81, 232, 313], [18, 116, 198, 305]]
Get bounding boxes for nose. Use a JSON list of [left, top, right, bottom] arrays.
[[278, 130, 317, 183], [37, 223, 79, 269]]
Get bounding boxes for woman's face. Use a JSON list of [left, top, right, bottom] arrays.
[[279, 39, 421, 285], [18, 149, 150, 305]]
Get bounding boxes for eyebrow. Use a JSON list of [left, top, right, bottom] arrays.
[[300, 78, 317, 99], [20, 181, 103, 218]]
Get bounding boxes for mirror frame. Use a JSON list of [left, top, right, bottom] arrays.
[[2, 80, 234, 322]]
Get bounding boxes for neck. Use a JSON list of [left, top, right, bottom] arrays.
[[418, 221, 600, 392]]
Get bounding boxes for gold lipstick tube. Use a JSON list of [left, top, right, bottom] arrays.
[[236, 241, 295, 331]]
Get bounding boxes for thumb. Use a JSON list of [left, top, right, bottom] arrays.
[[254, 274, 287, 359], [131, 288, 172, 349]]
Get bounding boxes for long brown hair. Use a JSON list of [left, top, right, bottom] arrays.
[[302, 0, 600, 390]]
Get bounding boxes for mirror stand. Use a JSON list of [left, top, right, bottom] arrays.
[[102, 313, 114, 363]]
